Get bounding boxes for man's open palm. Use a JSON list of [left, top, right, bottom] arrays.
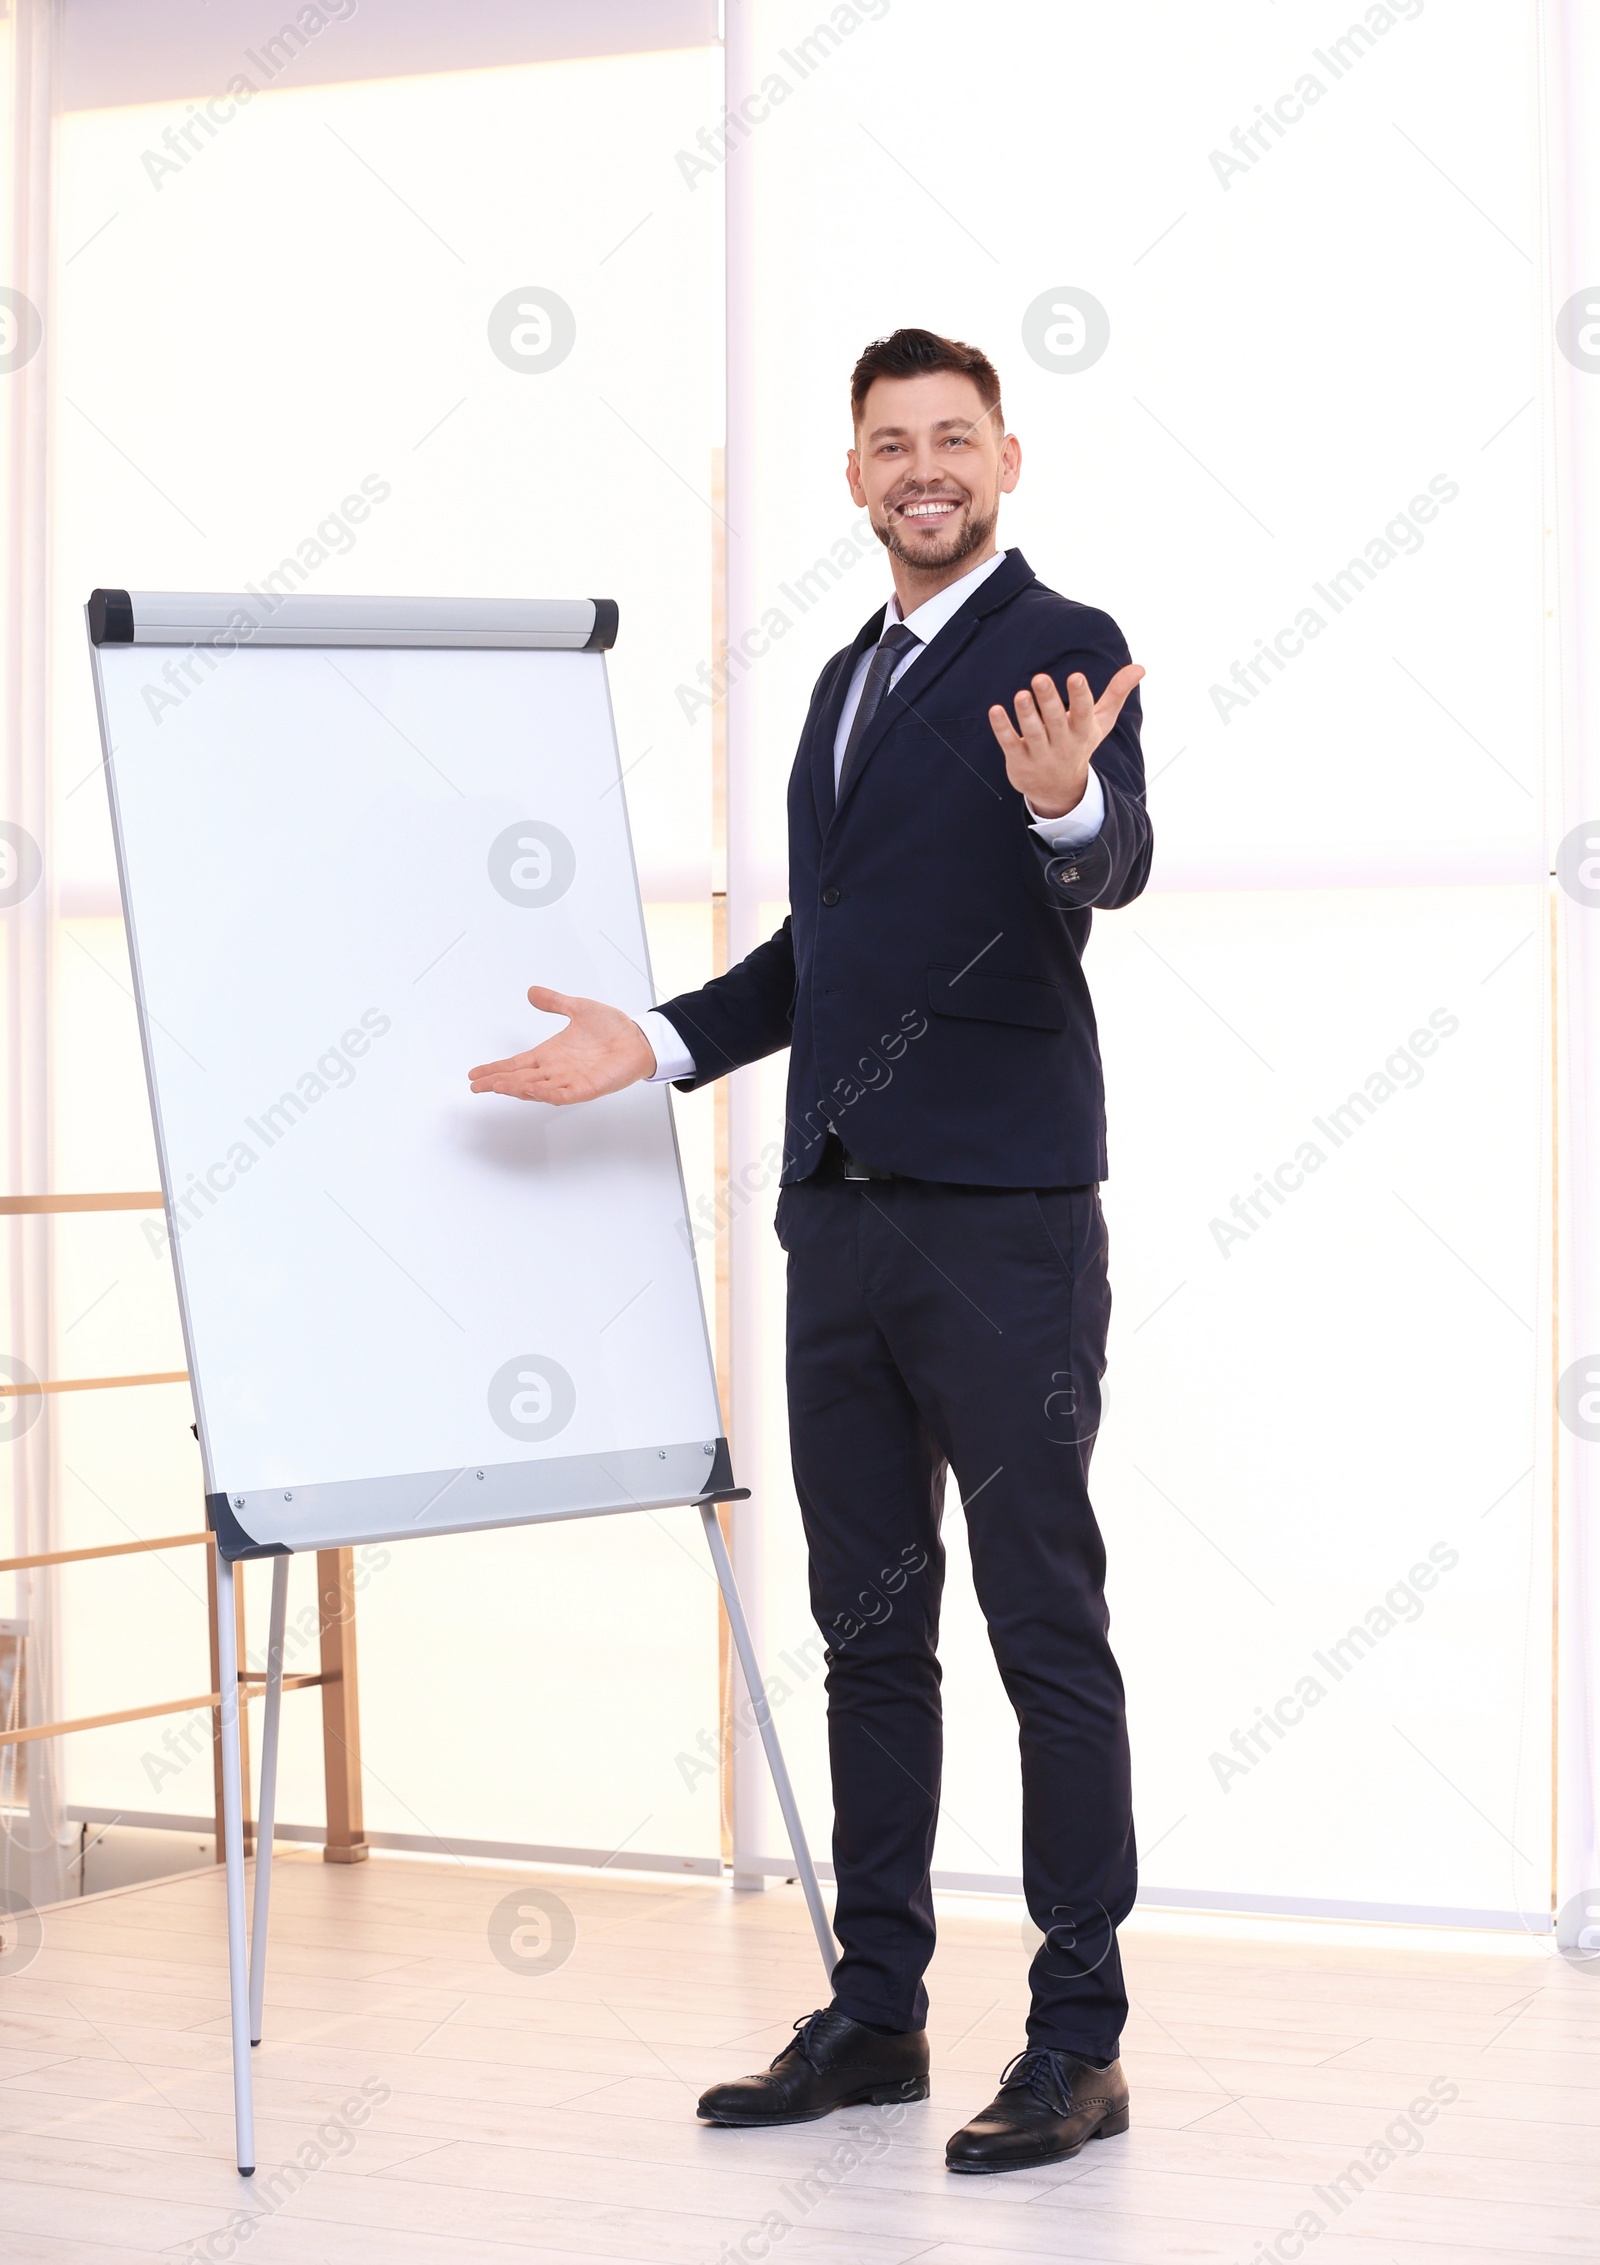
[[469, 986, 654, 1106], [988, 662, 1145, 820]]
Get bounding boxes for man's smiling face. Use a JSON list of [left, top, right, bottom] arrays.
[[846, 368, 1021, 586]]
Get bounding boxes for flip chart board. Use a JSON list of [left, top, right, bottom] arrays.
[[88, 590, 737, 1560]]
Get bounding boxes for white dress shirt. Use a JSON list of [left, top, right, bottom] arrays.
[[638, 549, 1107, 1083]]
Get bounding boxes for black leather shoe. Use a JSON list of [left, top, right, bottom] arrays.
[[945, 2048, 1128, 2173], [697, 2006, 930, 2127]]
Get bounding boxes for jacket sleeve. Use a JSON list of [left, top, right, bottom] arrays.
[[1027, 608, 1152, 913], [653, 917, 796, 1091]]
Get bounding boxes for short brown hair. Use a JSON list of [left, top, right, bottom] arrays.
[[850, 327, 1002, 429]]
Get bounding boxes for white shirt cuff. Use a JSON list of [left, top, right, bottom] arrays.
[[636, 1009, 697, 1084], [1028, 766, 1105, 849]]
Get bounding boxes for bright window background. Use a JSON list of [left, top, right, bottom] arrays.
[[12, 0, 1559, 1925], [44, 21, 728, 1866], [727, 0, 1553, 1922]]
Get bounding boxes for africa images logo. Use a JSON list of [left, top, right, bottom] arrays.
[[487, 1355, 576, 1443], [487, 822, 576, 907]]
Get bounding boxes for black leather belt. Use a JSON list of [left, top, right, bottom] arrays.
[[821, 1132, 896, 1182]]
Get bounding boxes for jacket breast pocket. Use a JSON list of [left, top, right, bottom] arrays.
[[927, 965, 1066, 1031]]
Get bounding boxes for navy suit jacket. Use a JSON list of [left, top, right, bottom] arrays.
[[655, 548, 1151, 1187]]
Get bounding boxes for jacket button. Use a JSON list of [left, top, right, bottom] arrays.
[[821, 886, 841, 907]]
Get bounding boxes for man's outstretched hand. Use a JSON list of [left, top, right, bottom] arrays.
[[988, 662, 1145, 820], [468, 986, 656, 1106]]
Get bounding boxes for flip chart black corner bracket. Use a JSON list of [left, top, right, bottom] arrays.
[[206, 1493, 290, 1564], [696, 1436, 748, 1504], [585, 599, 619, 650], [87, 588, 134, 645]]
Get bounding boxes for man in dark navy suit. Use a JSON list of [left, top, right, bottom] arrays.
[[470, 328, 1149, 2174]]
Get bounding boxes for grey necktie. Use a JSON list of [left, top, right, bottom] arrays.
[[836, 620, 921, 800]]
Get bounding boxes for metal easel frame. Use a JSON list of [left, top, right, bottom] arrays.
[[212, 1505, 836, 2176]]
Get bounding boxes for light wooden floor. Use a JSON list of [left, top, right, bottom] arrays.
[[0, 1850, 1595, 2263]]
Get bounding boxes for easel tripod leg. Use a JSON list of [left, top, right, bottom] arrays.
[[249, 1556, 289, 2046], [698, 1503, 838, 1980], [213, 1560, 256, 2175]]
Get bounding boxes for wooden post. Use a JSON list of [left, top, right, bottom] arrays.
[[207, 1550, 252, 1859], [715, 893, 734, 1869], [709, 441, 735, 1869], [315, 1548, 367, 1864]]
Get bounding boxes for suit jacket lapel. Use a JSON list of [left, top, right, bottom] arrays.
[[810, 608, 884, 834], [831, 550, 1037, 822]]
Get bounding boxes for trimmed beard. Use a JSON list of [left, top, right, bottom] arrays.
[[873, 499, 997, 575]]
